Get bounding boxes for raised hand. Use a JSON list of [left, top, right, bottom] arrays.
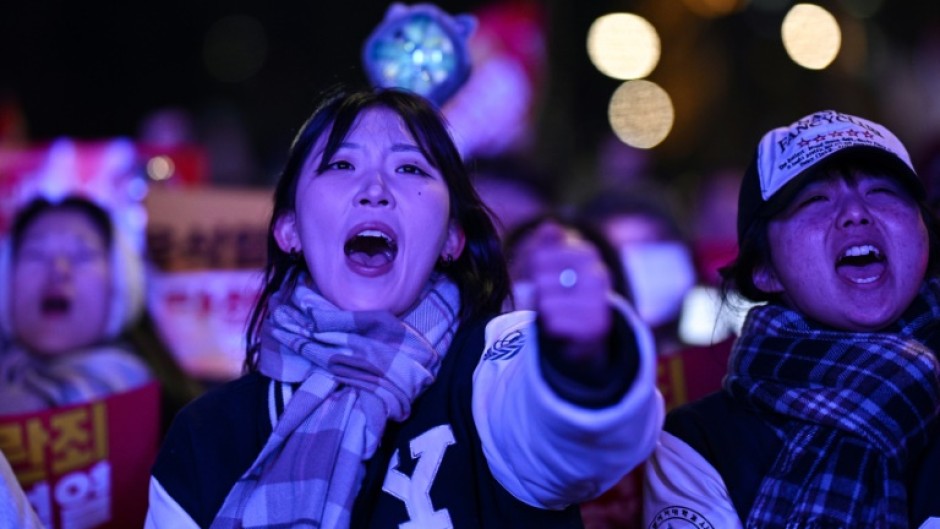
[[525, 220, 614, 364]]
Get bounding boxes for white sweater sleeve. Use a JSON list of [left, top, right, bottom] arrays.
[[144, 477, 200, 529], [642, 431, 743, 529], [471, 296, 664, 509]]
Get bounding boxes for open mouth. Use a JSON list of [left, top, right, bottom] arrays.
[[344, 229, 398, 268], [41, 294, 71, 315], [835, 244, 886, 284]]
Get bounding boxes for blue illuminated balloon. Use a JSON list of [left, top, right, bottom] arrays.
[[362, 3, 476, 106]]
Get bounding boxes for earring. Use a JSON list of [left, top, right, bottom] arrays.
[[438, 254, 454, 268]]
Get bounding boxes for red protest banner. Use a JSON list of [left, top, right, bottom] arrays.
[[0, 381, 161, 529], [145, 185, 270, 381]]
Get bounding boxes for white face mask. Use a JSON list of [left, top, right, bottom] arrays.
[[677, 285, 760, 346], [620, 242, 696, 328]]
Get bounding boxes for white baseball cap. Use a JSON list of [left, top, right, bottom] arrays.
[[736, 109, 922, 241]]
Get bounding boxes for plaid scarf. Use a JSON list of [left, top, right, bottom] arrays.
[[0, 343, 152, 414], [725, 280, 940, 529], [211, 272, 461, 529]]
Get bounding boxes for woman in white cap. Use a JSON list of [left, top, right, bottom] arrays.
[[643, 110, 940, 528]]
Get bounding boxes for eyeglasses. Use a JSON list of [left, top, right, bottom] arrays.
[[15, 237, 108, 270]]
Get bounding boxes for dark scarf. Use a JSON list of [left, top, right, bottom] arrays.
[[724, 280, 940, 528]]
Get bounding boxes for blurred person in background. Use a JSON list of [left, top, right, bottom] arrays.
[[678, 166, 756, 351], [572, 188, 735, 528], [468, 155, 553, 239], [502, 212, 629, 312], [503, 212, 648, 529], [0, 194, 202, 430], [689, 166, 743, 288], [579, 189, 698, 357], [0, 196, 153, 413]]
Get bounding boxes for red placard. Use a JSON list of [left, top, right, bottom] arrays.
[[0, 382, 161, 529]]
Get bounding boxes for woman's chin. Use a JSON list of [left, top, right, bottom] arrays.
[[318, 259, 433, 314], [327, 282, 418, 315]]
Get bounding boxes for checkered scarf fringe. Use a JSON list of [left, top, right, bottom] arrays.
[[725, 280, 940, 529], [210, 272, 460, 529]]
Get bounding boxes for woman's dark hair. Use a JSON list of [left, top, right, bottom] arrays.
[[12, 196, 112, 251], [720, 155, 940, 304], [244, 87, 510, 370]]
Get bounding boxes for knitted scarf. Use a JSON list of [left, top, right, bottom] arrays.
[[0, 343, 152, 415], [211, 272, 461, 529], [725, 280, 940, 529]]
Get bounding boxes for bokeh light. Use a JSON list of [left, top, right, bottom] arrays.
[[587, 13, 660, 80], [608, 80, 674, 149], [146, 155, 175, 181], [781, 4, 842, 70]]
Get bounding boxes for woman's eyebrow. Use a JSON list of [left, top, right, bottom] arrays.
[[391, 143, 423, 154], [334, 141, 423, 154]]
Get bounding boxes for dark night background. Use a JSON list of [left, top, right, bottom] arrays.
[[2, 1, 939, 203]]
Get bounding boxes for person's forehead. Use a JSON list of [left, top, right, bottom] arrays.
[[801, 165, 902, 190], [22, 209, 104, 239], [347, 106, 411, 138], [311, 107, 418, 159]]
